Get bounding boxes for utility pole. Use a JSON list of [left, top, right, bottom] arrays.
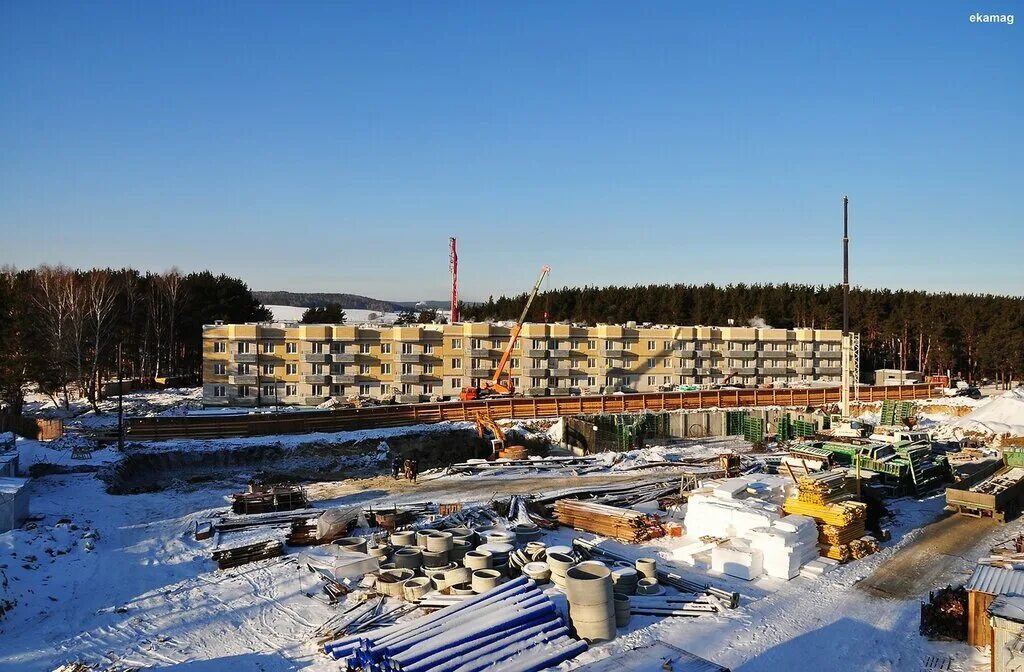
[[841, 195, 851, 418], [117, 342, 124, 452], [449, 237, 459, 323]]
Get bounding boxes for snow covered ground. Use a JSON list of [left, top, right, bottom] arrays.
[[3, 387, 1022, 671]]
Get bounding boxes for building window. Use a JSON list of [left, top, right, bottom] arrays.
[[262, 384, 275, 397], [286, 363, 297, 375], [311, 384, 323, 396], [588, 358, 596, 368], [360, 364, 372, 374], [548, 339, 558, 350], [213, 363, 226, 375], [570, 340, 580, 350], [311, 342, 324, 353], [531, 377, 542, 387], [512, 377, 520, 388], [532, 339, 543, 349], [312, 363, 324, 374], [511, 358, 519, 369], [285, 384, 296, 396], [402, 342, 414, 354], [213, 385, 226, 397], [588, 340, 596, 349], [663, 358, 670, 367], [663, 376, 671, 385], [331, 384, 342, 395], [604, 358, 612, 368], [214, 341, 226, 353], [239, 385, 251, 397], [425, 364, 434, 374], [380, 384, 388, 395], [587, 376, 596, 387], [571, 359, 580, 369], [381, 342, 391, 354], [360, 343, 372, 354], [452, 338, 462, 349], [471, 338, 481, 349], [451, 358, 462, 369], [647, 376, 655, 386], [647, 358, 655, 368], [424, 384, 435, 394], [402, 363, 413, 374], [424, 343, 433, 354], [381, 363, 391, 374], [262, 342, 275, 353], [262, 364, 274, 375], [360, 384, 373, 395], [237, 341, 250, 354], [647, 340, 656, 350], [238, 363, 250, 374], [286, 342, 297, 354]]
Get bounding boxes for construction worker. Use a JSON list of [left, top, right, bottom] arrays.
[[403, 458, 413, 482], [409, 458, 419, 484], [392, 456, 403, 480]]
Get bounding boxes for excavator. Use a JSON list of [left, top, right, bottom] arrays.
[[460, 265, 550, 401]]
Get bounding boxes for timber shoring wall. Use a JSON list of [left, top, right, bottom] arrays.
[[124, 383, 939, 442]]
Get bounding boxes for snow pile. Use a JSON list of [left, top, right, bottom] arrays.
[[943, 388, 1024, 439]]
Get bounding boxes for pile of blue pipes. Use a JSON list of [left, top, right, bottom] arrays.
[[324, 576, 587, 672]]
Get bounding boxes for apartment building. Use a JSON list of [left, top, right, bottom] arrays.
[[202, 321, 852, 407]]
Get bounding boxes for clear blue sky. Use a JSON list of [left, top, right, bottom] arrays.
[[1, 1, 1020, 301]]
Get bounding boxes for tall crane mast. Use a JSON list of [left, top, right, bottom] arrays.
[[460, 265, 550, 400], [449, 237, 459, 323]]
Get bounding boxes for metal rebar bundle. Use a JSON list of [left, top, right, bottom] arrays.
[[324, 576, 587, 672]]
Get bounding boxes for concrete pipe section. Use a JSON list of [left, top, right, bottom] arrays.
[[376, 568, 415, 597], [424, 531, 454, 553], [635, 557, 657, 580], [483, 530, 517, 545], [522, 561, 551, 584], [471, 569, 504, 593], [334, 537, 367, 554], [393, 547, 423, 569], [416, 529, 440, 548], [450, 538, 472, 561], [547, 551, 577, 587], [443, 566, 472, 587], [421, 549, 449, 568], [463, 550, 493, 571], [367, 544, 392, 560], [564, 562, 616, 642], [636, 578, 664, 595], [611, 565, 639, 595], [402, 576, 432, 602], [390, 530, 416, 547], [448, 581, 475, 595], [614, 594, 631, 627]]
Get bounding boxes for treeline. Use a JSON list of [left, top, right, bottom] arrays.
[[0, 266, 270, 415], [254, 291, 401, 312], [462, 283, 1024, 383]]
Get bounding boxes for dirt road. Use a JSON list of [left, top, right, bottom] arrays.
[[858, 512, 996, 599]]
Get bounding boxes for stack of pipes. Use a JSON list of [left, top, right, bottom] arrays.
[[324, 577, 586, 672], [554, 500, 664, 543]]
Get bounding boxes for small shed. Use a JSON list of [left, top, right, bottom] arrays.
[[967, 565, 1024, 646], [874, 369, 925, 386], [0, 476, 30, 533], [989, 595, 1024, 672]]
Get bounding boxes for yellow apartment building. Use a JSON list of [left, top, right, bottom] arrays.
[[202, 321, 851, 406]]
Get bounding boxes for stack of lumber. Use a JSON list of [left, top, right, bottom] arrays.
[[212, 539, 284, 569], [849, 536, 881, 560], [231, 484, 308, 515], [795, 470, 853, 505], [554, 499, 664, 543], [784, 498, 868, 563]]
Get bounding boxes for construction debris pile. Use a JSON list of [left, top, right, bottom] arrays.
[[231, 484, 308, 515], [211, 540, 284, 569], [324, 577, 586, 670], [554, 500, 664, 543], [920, 585, 968, 641]]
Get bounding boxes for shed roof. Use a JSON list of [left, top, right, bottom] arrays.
[[989, 595, 1024, 624], [967, 564, 1024, 596]]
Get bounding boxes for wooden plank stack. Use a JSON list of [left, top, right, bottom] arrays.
[[211, 539, 284, 569], [554, 499, 664, 543], [795, 470, 854, 505], [784, 484, 872, 564]]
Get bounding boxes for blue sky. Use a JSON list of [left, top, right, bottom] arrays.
[[1, 1, 1020, 301]]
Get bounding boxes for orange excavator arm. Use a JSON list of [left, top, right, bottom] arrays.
[[488, 265, 550, 392]]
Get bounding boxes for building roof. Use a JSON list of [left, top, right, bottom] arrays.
[[0, 476, 29, 495], [967, 564, 1024, 596], [989, 595, 1024, 624]]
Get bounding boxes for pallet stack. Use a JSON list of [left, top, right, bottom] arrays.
[[554, 499, 664, 543]]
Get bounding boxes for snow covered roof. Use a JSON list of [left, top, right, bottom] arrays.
[[967, 564, 1024, 596], [989, 595, 1024, 624], [0, 476, 29, 495]]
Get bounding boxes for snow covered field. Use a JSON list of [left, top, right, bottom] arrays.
[[3, 387, 1024, 670]]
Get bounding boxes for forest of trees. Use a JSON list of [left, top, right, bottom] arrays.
[[462, 283, 1024, 383], [0, 266, 270, 416]]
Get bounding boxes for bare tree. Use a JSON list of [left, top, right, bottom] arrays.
[[82, 270, 120, 409], [33, 266, 76, 407], [159, 270, 186, 376]]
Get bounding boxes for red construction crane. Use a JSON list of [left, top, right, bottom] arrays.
[[460, 265, 550, 401], [449, 237, 459, 323]]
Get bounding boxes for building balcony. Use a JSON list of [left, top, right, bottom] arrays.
[[727, 367, 757, 376], [676, 349, 696, 358], [525, 349, 549, 358], [605, 366, 626, 375], [603, 349, 627, 358], [677, 367, 698, 376], [758, 350, 790, 359], [333, 374, 357, 384], [816, 350, 843, 359], [304, 396, 328, 405], [332, 353, 357, 364], [232, 352, 257, 364], [549, 349, 571, 358], [527, 367, 551, 377], [727, 350, 758, 359], [815, 366, 842, 376], [525, 387, 549, 397], [761, 367, 790, 375], [793, 366, 814, 375], [396, 353, 423, 363], [302, 352, 329, 364], [398, 374, 424, 383], [228, 374, 258, 385], [549, 368, 574, 377], [469, 367, 494, 378], [302, 374, 331, 385], [693, 350, 713, 358], [468, 348, 493, 358]]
